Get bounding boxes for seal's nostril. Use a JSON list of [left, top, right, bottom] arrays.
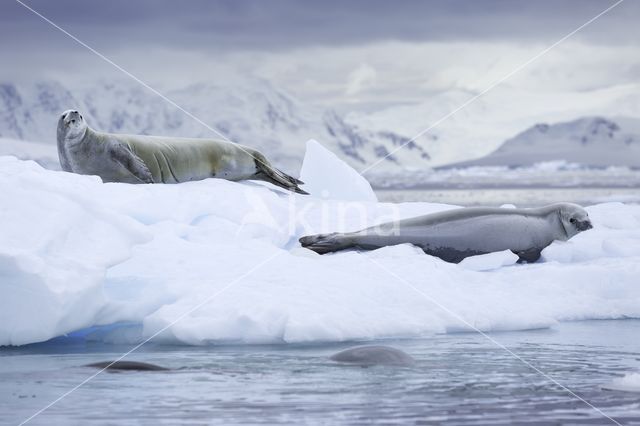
[[576, 220, 593, 231], [71, 119, 76, 124]]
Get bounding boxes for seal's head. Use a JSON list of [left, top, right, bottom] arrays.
[[57, 109, 87, 141], [557, 203, 593, 239]]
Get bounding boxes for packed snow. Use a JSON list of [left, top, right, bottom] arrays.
[[1, 143, 640, 346], [458, 250, 519, 272]]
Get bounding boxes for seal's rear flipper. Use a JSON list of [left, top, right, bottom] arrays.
[[299, 232, 352, 254], [513, 248, 542, 263], [252, 152, 308, 194]]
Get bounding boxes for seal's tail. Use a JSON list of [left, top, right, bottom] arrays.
[[253, 152, 308, 194], [299, 232, 353, 254]]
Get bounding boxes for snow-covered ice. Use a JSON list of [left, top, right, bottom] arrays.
[[1, 146, 640, 346], [458, 250, 519, 271]]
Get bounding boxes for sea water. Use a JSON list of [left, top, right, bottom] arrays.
[[2, 320, 639, 425]]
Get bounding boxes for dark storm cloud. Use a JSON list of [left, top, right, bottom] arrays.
[[2, 0, 638, 53]]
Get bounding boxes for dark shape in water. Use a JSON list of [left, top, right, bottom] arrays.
[[84, 361, 169, 371], [330, 345, 415, 366]]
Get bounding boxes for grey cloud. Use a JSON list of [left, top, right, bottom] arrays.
[[2, 0, 638, 54], [2, 0, 637, 110]]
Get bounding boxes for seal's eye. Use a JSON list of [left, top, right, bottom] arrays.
[[569, 218, 576, 224]]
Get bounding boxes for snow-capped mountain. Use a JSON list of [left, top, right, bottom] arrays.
[[347, 84, 640, 167], [441, 116, 640, 169], [0, 80, 428, 173], [3, 80, 640, 174]]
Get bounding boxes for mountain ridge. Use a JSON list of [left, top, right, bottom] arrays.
[[0, 79, 426, 173], [440, 116, 640, 169]]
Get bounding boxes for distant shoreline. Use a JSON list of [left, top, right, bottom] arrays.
[[374, 183, 640, 190], [375, 187, 640, 207]]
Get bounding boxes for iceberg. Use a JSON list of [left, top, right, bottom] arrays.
[[300, 139, 377, 202], [1, 155, 640, 346]]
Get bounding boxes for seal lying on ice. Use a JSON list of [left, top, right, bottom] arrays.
[[330, 345, 415, 366], [56, 110, 307, 193], [300, 203, 592, 263]]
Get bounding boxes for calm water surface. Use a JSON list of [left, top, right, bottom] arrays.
[[2, 321, 640, 425], [375, 187, 640, 207]]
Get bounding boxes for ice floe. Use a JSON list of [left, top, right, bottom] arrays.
[[1, 153, 640, 346]]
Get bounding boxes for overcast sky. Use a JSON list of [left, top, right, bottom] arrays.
[[1, 0, 638, 110]]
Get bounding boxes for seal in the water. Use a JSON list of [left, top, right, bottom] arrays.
[[57, 110, 307, 194], [84, 361, 169, 371], [300, 203, 593, 263], [330, 345, 415, 366]]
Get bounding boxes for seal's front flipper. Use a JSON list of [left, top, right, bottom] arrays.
[[109, 143, 154, 184], [299, 232, 352, 254], [513, 248, 542, 263]]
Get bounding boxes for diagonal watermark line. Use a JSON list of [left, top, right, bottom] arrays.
[[18, 250, 283, 426], [363, 254, 622, 426], [14, 0, 278, 173], [359, 0, 625, 175]]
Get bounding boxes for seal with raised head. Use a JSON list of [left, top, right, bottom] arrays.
[[300, 203, 593, 263], [56, 109, 307, 193]]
